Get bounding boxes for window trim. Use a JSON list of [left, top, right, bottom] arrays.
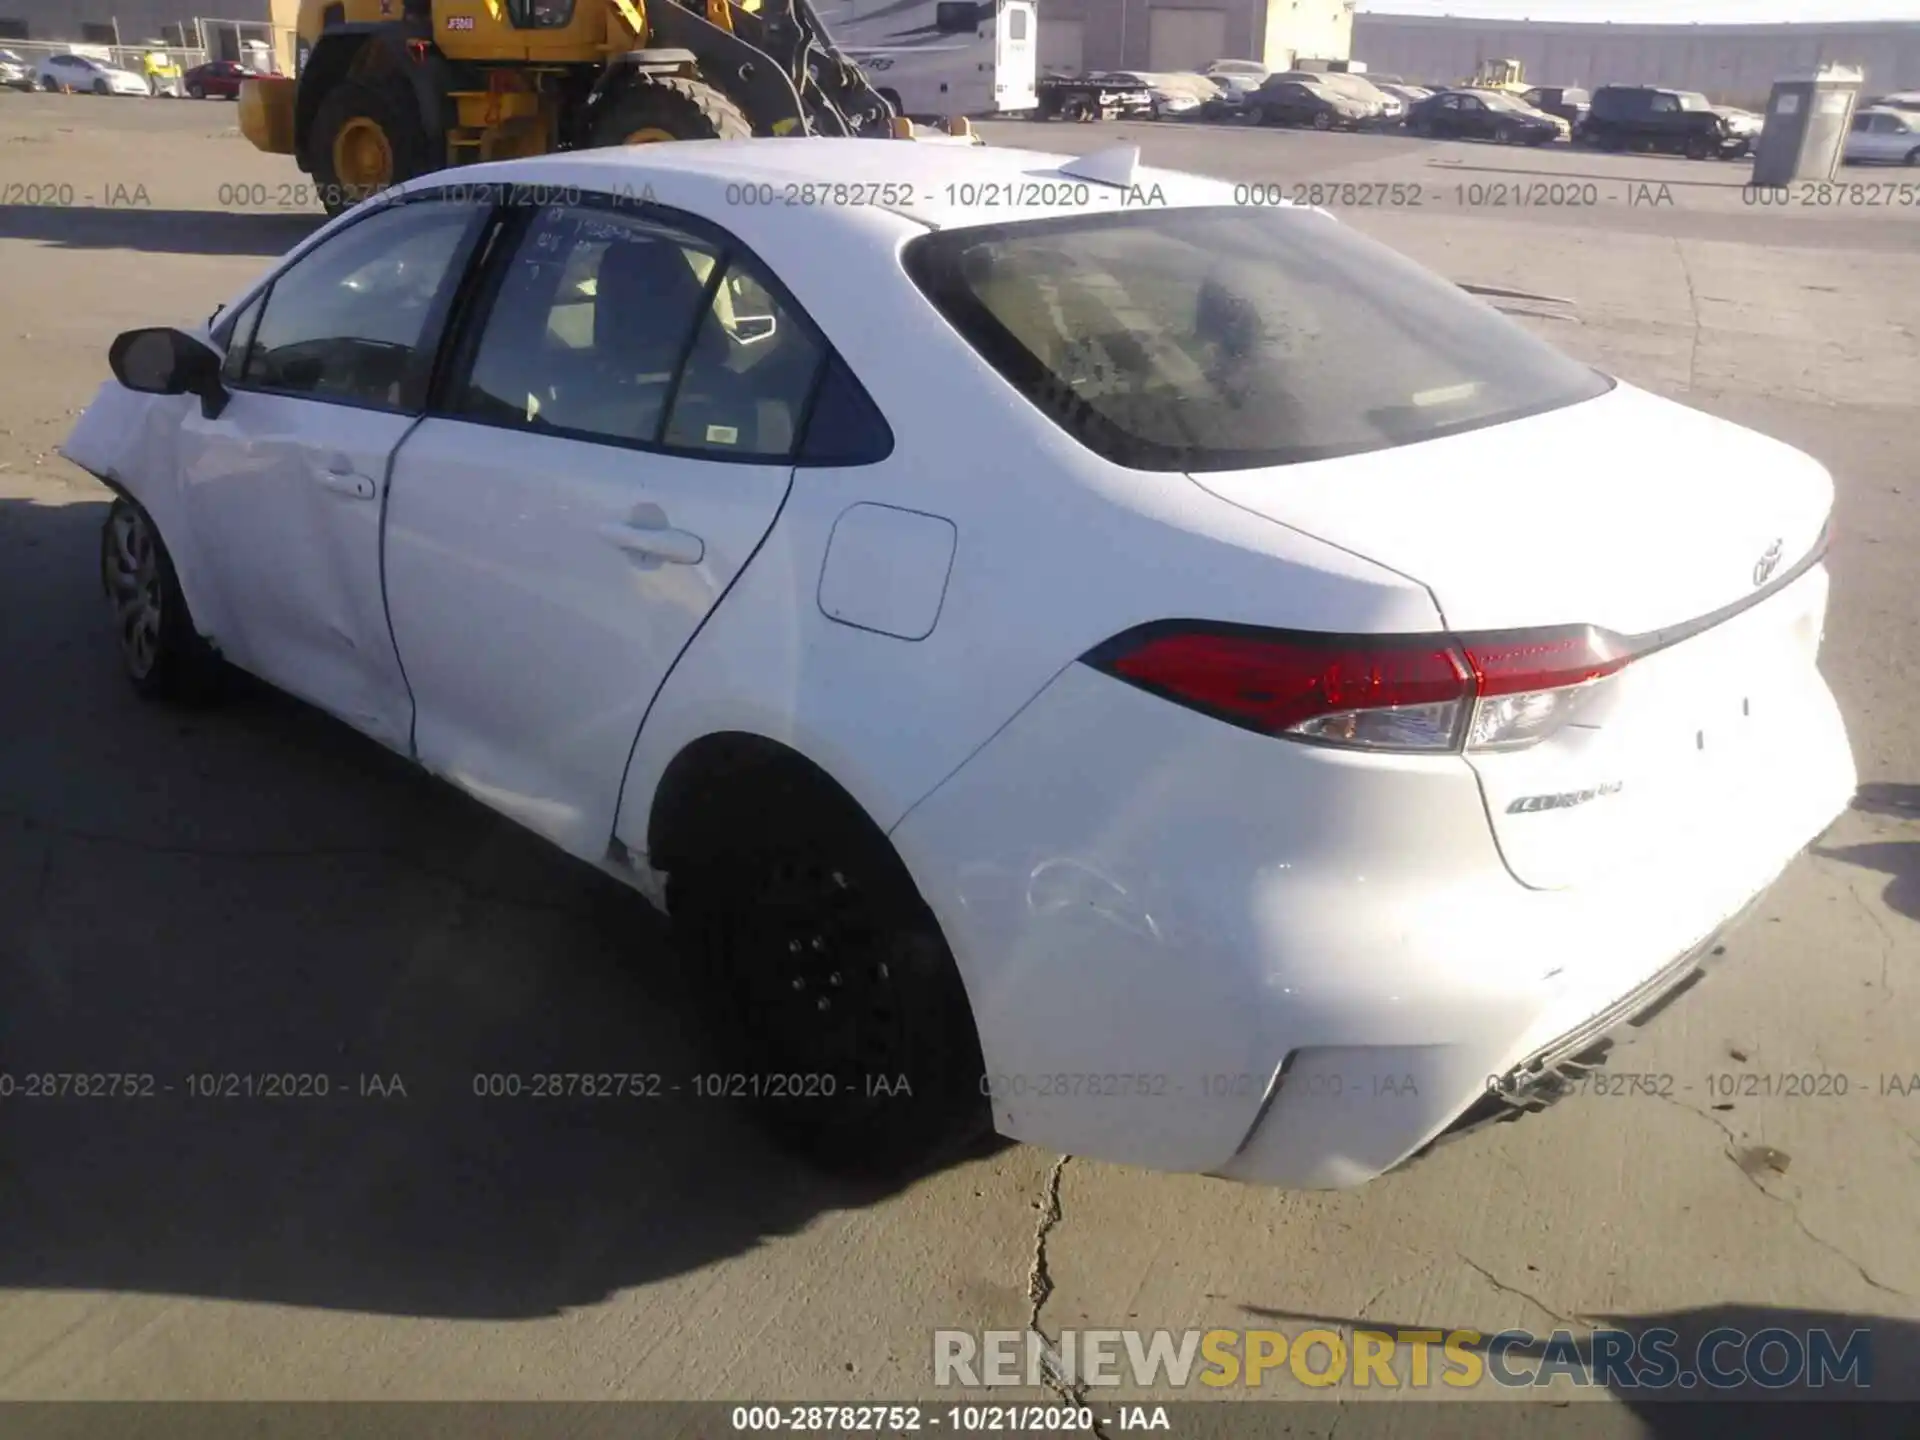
[[217, 193, 499, 418], [423, 187, 892, 468]]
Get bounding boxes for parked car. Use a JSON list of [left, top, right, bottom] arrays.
[[1712, 104, 1763, 144], [1200, 71, 1264, 122], [1407, 88, 1562, 145], [1871, 91, 1920, 113], [183, 59, 257, 100], [1378, 82, 1433, 108], [1522, 85, 1590, 129], [63, 140, 1855, 1189], [1580, 85, 1749, 159], [1250, 77, 1373, 130], [1204, 58, 1268, 82], [1275, 69, 1399, 125], [35, 53, 152, 96], [1090, 70, 1217, 120], [0, 48, 34, 91], [1845, 105, 1920, 165]]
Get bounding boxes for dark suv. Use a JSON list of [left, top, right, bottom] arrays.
[[1523, 86, 1590, 128], [1580, 85, 1749, 158]]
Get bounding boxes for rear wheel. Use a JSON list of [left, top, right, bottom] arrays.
[[670, 793, 988, 1177], [187, 82, 204, 99], [590, 74, 752, 148], [306, 76, 431, 215], [1495, 122, 1518, 144], [93, 79, 109, 96], [1684, 133, 1714, 160], [99, 499, 225, 703], [1311, 109, 1332, 130], [1906, 146, 1920, 166]]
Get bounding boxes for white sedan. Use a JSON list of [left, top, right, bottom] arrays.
[[36, 52, 152, 96], [64, 139, 1856, 1186], [1844, 106, 1920, 165]]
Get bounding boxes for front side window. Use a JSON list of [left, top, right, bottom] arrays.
[[905, 207, 1613, 473], [236, 199, 482, 410], [1006, 6, 1027, 40], [453, 204, 719, 446]]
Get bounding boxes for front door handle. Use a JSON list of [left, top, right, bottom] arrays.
[[596, 520, 705, 566]]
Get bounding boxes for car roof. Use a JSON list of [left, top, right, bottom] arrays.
[[405, 138, 1244, 233]]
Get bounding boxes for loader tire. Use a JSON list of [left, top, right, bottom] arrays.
[[590, 75, 753, 148], [306, 77, 431, 216]]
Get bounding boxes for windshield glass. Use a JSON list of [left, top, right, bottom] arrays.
[[1679, 92, 1714, 110], [904, 207, 1612, 472], [1478, 91, 1528, 111]]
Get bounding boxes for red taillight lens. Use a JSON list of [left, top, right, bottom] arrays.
[[1085, 623, 1633, 753], [1459, 627, 1629, 697], [1087, 626, 1473, 751]]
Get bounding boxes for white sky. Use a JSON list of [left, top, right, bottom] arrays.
[[1359, 0, 1920, 20]]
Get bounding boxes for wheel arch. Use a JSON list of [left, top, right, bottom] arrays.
[[647, 730, 908, 884]]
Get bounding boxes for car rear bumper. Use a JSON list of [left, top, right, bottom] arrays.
[[892, 656, 1854, 1188]]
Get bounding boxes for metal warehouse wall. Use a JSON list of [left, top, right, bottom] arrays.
[[1038, 0, 1351, 75], [1351, 14, 1920, 106]]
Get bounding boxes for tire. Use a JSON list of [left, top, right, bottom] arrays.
[[670, 793, 988, 1177], [188, 83, 204, 99], [589, 74, 751, 148], [1311, 110, 1332, 130], [1685, 134, 1714, 160], [1906, 147, 1920, 166], [93, 79, 109, 96], [100, 499, 225, 704], [305, 75, 433, 216], [1495, 122, 1518, 145], [1409, 116, 1431, 137]]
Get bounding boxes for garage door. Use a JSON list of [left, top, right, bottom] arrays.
[[1039, 18, 1085, 75], [1147, 8, 1228, 73]]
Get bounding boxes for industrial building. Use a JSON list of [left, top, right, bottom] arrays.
[[1037, 0, 1355, 78], [1350, 13, 1920, 107], [0, 1, 298, 69]]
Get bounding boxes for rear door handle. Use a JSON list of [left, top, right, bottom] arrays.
[[313, 456, 376, 500], [596, 520, 705, 566]]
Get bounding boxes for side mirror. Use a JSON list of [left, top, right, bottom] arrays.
[[108, 326, 229, 419]]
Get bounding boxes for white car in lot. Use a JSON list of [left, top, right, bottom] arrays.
[[64, 139, 1855, 1186], [1845, 106, 1920, 165], [35, 52, 152, 96]]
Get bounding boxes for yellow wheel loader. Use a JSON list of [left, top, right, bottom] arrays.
[[240, 0, 924, 214]]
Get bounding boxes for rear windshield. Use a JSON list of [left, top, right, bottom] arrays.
[[902, 206, 1613, 472]]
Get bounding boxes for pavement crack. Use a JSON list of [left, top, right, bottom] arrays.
[[1456, 1252, 1581, 1329], [1657, 1092, 1920, 1303], [1025, 1154, 1107, 1429], [1672, 236, 1703, 392]]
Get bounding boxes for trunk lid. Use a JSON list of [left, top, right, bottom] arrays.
[[1188, 383, 1845, 889]]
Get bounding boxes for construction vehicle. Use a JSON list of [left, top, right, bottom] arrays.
[[1461, 58, 1530, 96], [239, 0, 943, 214]]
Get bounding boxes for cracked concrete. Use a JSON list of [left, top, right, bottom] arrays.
[[0, 98, 1916, 1405]]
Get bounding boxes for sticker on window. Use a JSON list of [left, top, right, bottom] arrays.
[[705, 424, 739, 445]]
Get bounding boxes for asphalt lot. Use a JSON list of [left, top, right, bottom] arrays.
[[0, 92, 1917, 1422]]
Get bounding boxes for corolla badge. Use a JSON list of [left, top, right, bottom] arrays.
[[1753, 538, 1784, 588]]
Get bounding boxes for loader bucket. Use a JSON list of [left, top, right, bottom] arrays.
[[239, 75, 298, 156]]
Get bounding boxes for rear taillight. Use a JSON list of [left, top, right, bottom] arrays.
[[1083, 623, 1629, 754]]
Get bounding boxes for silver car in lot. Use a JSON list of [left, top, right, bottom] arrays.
[[1845, 106, 1920, 166], [34, 52, 151, 96], [0, 48, 35, 91]]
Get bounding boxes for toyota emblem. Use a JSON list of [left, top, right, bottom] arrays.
[[1753, 539, 1784, 588]]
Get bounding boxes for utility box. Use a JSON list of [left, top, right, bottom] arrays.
[[1752, 65, 1863, 185]]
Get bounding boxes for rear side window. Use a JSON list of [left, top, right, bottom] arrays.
[[903, 206, 1612, 472]]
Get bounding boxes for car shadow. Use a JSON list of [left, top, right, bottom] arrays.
[[0, 205, 323, 256], [1806, 784, 1920, 923], [1241, 1301, 1920, 1426], [1423, 158, 1752, 189], [0, 491, 999, 1320]]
